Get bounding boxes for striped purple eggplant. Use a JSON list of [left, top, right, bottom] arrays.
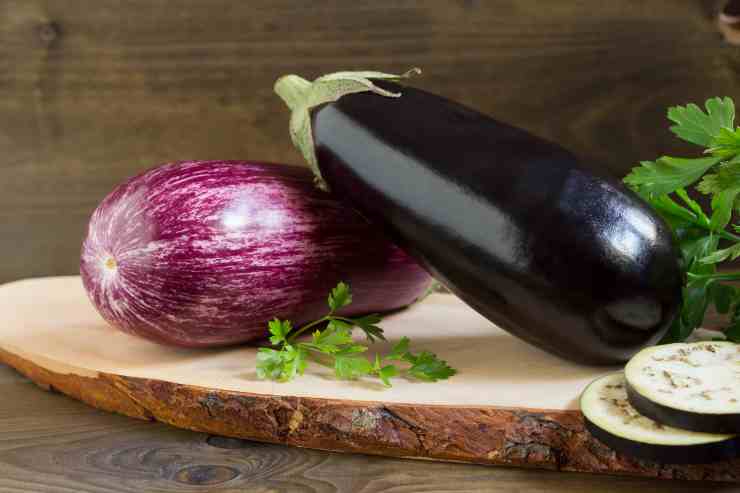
[[80, 160, 432, 347]]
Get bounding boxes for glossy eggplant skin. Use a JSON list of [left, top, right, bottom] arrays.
[[311, 81, 683, 365]]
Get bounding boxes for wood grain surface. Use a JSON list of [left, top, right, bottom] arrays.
[[1, 0, 739, 284], [0, 364, 736, 493], [6, 277, 740, 483]]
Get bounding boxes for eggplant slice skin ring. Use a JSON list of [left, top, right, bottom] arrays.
[[624, 342, 740, 434], [581, 373, 739, 464]]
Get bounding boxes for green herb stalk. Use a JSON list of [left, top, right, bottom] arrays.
[[624, 97, 740, 342], [256, 282, 456, 386]]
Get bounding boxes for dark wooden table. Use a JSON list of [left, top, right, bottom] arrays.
[[3, 1, 740, 490], [1, 364, 736, 492]]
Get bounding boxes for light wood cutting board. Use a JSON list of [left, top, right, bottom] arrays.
[[1, 276, 738, 482]]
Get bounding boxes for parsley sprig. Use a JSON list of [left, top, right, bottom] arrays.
[[255, 282, 456, 386], [624, 97, 740, 342]]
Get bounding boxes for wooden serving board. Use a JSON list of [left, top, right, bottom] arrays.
[[1, 277, 738, 482]]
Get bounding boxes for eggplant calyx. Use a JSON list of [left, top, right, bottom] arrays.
[[274, 68, 421, 190]]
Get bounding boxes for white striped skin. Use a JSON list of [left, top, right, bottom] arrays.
[[81, 160, 432, 347]]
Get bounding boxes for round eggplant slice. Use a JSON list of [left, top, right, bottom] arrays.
[[581, 373, 738, 464], [625, 342, 740, 433]]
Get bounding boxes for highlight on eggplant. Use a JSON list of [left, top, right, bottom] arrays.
[[80, 160, 432, 348], [625, 342, 740, 434], [581, 373, 739, 464], [274, 68, 683, 365]]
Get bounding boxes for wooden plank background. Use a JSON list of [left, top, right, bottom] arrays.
[[2, 1, 740, 490], [1, 0, 739, 284]]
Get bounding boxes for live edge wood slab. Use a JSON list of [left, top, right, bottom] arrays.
[[1, 277, 738, 482]]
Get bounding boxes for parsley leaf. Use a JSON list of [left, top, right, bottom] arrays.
[[383, 336, 456, 381], [667, 97, 735, 147], [255, 345, 308, 382], [256, 282, 457, 387], [699, 157, 740, 191], [311, 320, 353, 349], [681, 235, 718, 267], [352, 313, 386, 342], [682, 277, 713, 329], [328, 281, 352, 312], [406, 351, 457, 381], [256, 348, 286, 380], [373, 354, 399, 387], [626, 96, 740, 343], [709, 188, 740, 231], [377, 364, 399, 387], [386, 336, 411, 361], [675, 188, 710, 220], [709, 127, 740, 158], [282, 345, 308, 381], [268, 318, 293, 345], [700, 242, 740, 264], [644, 192, 708, 232], [334, 354, 373, 379], [623, 156, 721, 196]]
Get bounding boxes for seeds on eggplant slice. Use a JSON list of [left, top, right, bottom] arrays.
[[624, 342, 740, 433], [581, 373, 738, 464]]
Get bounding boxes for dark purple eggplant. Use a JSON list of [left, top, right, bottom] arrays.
[[275, 70, 682, 365]]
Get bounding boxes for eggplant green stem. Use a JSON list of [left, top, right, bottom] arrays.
[[276, 75, 311, 112], [274, 68, 422, 190]]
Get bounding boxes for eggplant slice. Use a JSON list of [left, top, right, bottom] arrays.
[[581, 373, 738, 464], [624, 342, 740, 434]]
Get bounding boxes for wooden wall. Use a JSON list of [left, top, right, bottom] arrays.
[[1, 0, 737, 283]]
